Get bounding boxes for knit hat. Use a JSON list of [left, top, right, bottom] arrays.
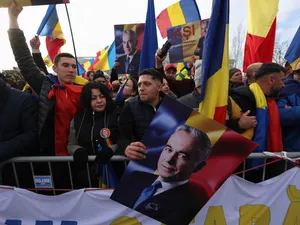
[[229, 68, 241, 79], [93, 70, 106, 81], [194, 60, 202, 88]]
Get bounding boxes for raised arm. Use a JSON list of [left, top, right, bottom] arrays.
[[8, 0, 46, 95]]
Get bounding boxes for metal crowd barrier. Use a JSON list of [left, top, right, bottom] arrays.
[[0, 153, 299, 195]]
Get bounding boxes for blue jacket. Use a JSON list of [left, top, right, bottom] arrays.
[[277, 78, 300, 151]]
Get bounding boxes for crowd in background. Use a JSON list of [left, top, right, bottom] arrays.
[[1, 1, 300, 190]]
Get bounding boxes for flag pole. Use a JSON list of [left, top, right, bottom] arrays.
[[64, 3, 79, 73]]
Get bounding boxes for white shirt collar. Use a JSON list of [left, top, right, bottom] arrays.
[[153, 176, 189, 196]]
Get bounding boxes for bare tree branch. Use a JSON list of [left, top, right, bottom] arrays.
[[273, 36, 290, 65], [230, 23, 246, 68]]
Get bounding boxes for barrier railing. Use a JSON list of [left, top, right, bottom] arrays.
[[0, 153, 299, 195]]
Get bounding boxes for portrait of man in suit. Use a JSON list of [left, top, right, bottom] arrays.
[[111, 125, 212, 225], [194, 19, 209, 59], [116, 30, 141, 75]]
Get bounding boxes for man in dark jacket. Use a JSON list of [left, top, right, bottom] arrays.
[[229, 62, 286, 182], [8, 1, 82, 156], [0, 78, 38, 161], [277, 62, 300, 152], [118, 68, 164, 160]]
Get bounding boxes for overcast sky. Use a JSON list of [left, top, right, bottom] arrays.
[[0, 0, 299, 69]]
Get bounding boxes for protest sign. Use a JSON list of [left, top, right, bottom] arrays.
[[111, 96, 257, 225], [114, 23, 144, 75], [167, 19, 209, 62]]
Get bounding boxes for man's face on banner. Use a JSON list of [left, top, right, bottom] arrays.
[[122, 31, 137, 56], [157, 130, 201, 182], [201, 21, 208, 37]]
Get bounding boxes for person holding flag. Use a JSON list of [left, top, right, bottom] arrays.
[[7, 0, 83, 157]]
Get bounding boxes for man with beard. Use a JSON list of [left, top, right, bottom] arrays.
[[230, 62, 285, 182]]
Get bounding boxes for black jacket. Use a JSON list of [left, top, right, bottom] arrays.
[[117, 95, 164, 153], [229, 85, 256, 116], [0, 80, 38, 161], [8, 29, 56, 155], [69, 107, 121, 155]]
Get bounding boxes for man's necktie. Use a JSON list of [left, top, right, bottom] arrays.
[[133, 181, 162, 209], [125, 57, 130, 73]]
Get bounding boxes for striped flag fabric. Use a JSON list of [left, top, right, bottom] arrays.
[[90, 42, 116, 71], [77, 60, 86, 76], [37, 5, 66, 62], [139, 0, 158, 72], [82, 59, 95, 71], [243, 0, 279, 72], [285, 26, 300, 69], [43, 55, 53, 67], [156, 0, 201, 38], [198, 0, 229, 125]]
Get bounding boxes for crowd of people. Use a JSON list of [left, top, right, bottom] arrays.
[[1, 1, 300, 190]]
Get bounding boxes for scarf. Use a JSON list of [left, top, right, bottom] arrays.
[[48, 84, 83, 156], [249, 83, 283, 167]]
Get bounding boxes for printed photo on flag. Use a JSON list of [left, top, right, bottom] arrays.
[[111, 96, 257, 225], [114, 23, 145, 75], [167, 19, 209, 63], [0, 0, 69, 7]]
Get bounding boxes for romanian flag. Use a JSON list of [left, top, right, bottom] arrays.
[[44, 55, 53, 67], [198, 0, 229, 125], [156, 0, 201, 38], [97, 138, 117, 188], [249, 83, 283, 167], [243, 0, 279, 72], [37, 5, 66, 62], [139, 0, 158, 72], [285, 26, 300, 69], [90, 42, 116, 71], [77, 60, 86, 76], [82, 59, 95, 71]]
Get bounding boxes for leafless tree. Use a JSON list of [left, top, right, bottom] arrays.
[[230, 23, 246, 68], [273, 36, 290, 65]]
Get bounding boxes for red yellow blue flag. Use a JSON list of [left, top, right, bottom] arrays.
[[199, 0, 229, 125], [37, 5, 66, 62]]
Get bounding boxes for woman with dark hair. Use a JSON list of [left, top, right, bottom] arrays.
[[68, 82, 121, 188]]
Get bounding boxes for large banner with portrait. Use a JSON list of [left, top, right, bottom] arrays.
[[167, 19, 209, 63], [114, 23, 145, 76], [111, 96, 257, 225], [0, 0, 69, 7]]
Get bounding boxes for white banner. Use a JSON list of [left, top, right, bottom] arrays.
[[196, 167, 300, 224], [0, 187, 160, 225]]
